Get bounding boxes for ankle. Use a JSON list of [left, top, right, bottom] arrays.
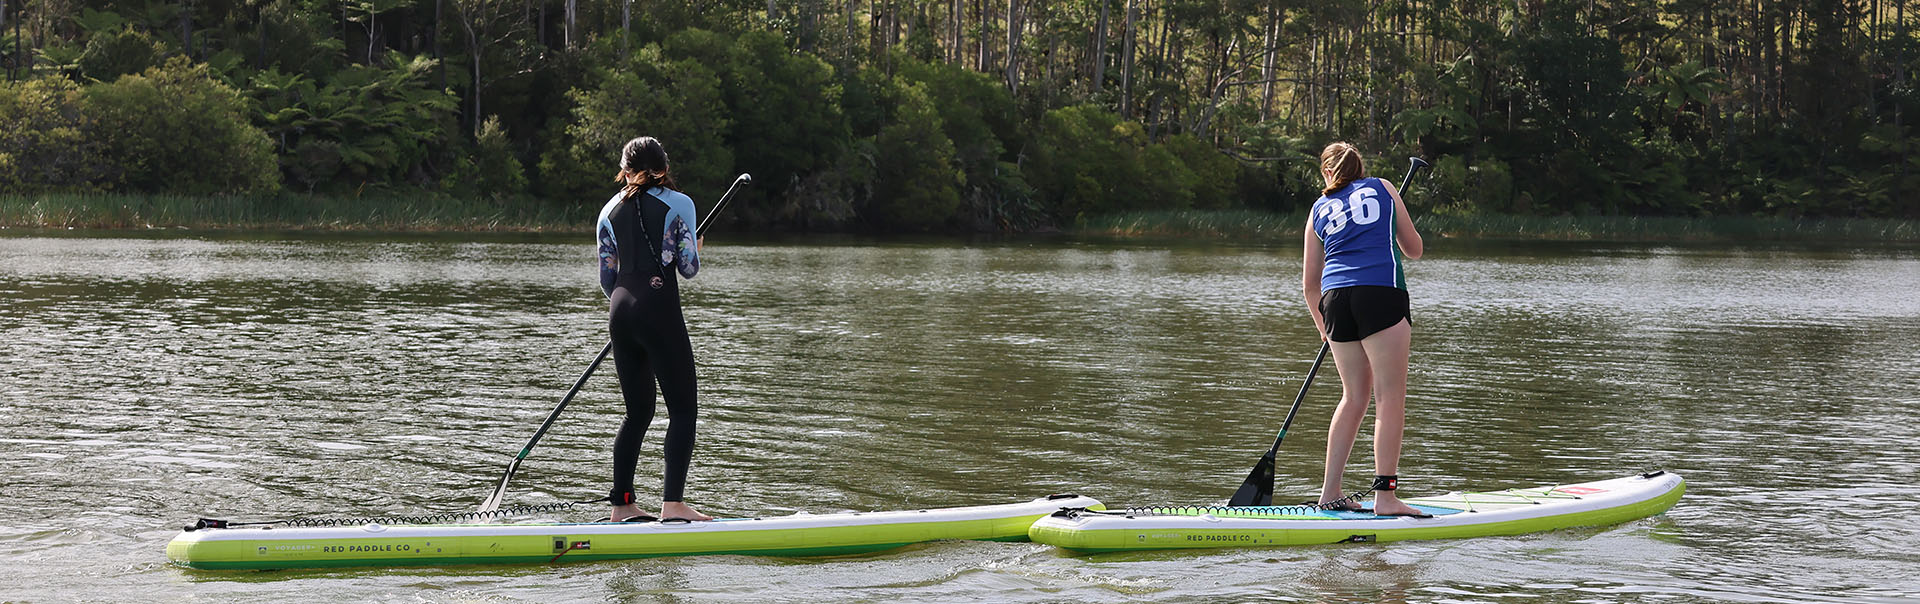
[[1370, 474, 1400, 493]]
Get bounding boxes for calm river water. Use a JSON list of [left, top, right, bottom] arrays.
[[1, 232, 1915, 602]]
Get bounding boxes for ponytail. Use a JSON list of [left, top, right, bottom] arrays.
[[1318, 142, 1367, 196], [614, 136, 678, 196]]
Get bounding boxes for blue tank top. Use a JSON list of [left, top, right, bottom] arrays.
[[1310, 177, 1404, 291]]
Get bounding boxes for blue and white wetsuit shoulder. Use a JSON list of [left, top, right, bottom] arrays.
[[597, 187, 700, 298], [650, 187, 700, 281]]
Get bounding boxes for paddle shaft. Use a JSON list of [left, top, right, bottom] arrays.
[[1256, 342, 1329, 458], [699, 174, 752, 235], [476, 173, 751, 513]]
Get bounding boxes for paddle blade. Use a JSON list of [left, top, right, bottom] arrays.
[[1227, 451, 1277, 507], [475, 458, 523, 514]]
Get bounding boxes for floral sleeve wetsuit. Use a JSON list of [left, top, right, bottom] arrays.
[[594, 185, 700, 506]]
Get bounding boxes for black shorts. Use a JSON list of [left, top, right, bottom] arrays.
[[1319, 285, 1410, 342]]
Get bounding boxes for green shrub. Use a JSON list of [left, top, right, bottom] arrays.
[[248, 55, 458, 193], [1029, 104, 1214, 219], [896, 58, 1017, 179], [868, 82, 962, 231], [0, 77, 114, 193], [77, 26, 165, 82], [85, 57, 280, 194], [1162, 134, 1238, 209], [445, 116, 528, 200], [1426, 155, 1517, 216], [1028, 105, 1137, 218], [1139, 143, 1196, 209]]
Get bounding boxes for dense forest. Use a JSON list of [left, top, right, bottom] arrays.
[[2, 0, 1916, 232]]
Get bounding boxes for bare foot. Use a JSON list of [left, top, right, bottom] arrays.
[[660, 501, 713, 521], [1370, 492, 1426, 517], [609, 503, 656, 522]]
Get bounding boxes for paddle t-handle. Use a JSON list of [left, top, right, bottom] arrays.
[[1402, 157, 1429, 188], [697, 173, 752, 238]]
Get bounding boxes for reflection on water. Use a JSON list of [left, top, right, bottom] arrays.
[[1, 234, 1916, 602]]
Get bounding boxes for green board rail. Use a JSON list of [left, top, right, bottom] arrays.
[[1030, 473, 1682, 552], [170, 494, 1103, 570]]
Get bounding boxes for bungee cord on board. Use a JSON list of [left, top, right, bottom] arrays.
[[1054, 490, 1376, 521], [185, 498, 608, 532]]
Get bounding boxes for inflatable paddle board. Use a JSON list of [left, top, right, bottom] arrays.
[[169, 494, 1102, 570], [1029, 472, 1681, 552]]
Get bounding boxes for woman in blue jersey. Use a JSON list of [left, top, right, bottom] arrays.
[[1302, 142, 1428, 517], [596, 136, 711, 522]]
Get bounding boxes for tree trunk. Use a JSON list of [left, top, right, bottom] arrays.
[[565, 0, 575, 48], [460, 11, 484, 137], [181, 0, 194, 60], [872, 0, 881, 57], [976, 0, 986, 71], [471, 50, 482, 136], [1897, 0, 1907, 213], [622, 0, 631, 59], [11, 0, 23, 80], [1092, 0, 1108, 91], [1005, 0, 1019, 93], [1763, 0, 1777, 116], [257, 0, 269, 70], [1260, 3, 1277, 121], [434, 0, 444, 88], [1781, 3, 1793, 119], [363, 2, 380, 65], [800, 0, 818, 50], [1120, 0, 1136, 116]]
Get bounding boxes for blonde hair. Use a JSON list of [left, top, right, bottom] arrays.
[[1319, 142, 1366, 195]]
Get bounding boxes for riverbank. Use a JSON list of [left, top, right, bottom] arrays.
[[1077, 210, 1920, 242], [0, 193, 586, 233], [5, 194, 1915, 242]]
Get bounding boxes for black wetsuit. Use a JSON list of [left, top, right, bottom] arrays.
[[597, 188, 698, 504]]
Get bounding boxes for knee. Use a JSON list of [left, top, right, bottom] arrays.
[[668, 400, 699, 419]]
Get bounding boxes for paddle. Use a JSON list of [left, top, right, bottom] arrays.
[[1226, 157, 1429, 507], [476, 173, 753, 514]]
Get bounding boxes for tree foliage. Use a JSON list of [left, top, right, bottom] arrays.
[[869, 80, 963, 230], [1, 0, 1916, 225]]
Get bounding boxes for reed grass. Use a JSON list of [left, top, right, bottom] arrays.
[[0, 193, 591, 232], [1078, 210, 1920, 242], [5, 195, 1914, 241]]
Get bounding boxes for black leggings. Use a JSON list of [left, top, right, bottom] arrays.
[[608, 284, 698, 504]]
